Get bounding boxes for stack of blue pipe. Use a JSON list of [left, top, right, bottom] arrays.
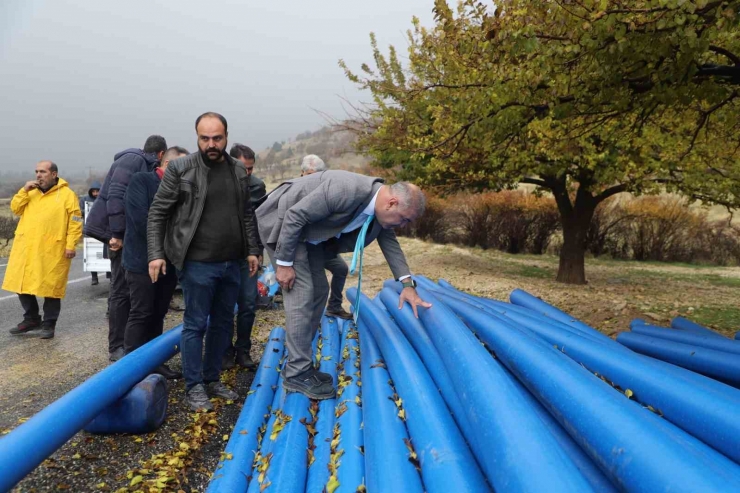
[[210, 279, 740, 492], [619, 318, 740, 387]]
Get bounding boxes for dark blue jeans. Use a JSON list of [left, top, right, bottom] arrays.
[[233, 261, 258, 354], [178, 260, 241, 391]]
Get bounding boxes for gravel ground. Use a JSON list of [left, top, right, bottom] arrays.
[[10, 296, 287, 493]]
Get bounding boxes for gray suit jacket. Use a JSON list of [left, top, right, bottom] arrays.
[[255, 170, 411, 280]]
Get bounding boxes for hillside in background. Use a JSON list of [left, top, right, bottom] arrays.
[[254, 127, 371, 189]]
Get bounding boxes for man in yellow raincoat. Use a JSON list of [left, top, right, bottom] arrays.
[[2, 161, 83, 339]]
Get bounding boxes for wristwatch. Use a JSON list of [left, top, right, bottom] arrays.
[[401, 278, 417, 289]]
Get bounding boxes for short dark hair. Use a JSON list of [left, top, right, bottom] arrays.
[[195, 112, 228, 133], [49, 162, 58, 173], [163, 146, 189, 162], [229, 144, 255, 161], [143, 135, 167, 155]]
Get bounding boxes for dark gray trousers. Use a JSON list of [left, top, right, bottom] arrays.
[[266, 242, 331, 379], [324, 254, 348, 312]]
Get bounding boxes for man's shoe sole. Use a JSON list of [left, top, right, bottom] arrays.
[[39, 332, 55, 340], [325, 311, 353, 320], [10, 323, 42, 335], [282, 380, 336, 400]]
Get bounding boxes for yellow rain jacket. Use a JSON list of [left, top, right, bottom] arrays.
[[2, 178, 83, 298]]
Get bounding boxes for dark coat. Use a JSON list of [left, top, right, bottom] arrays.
[[79, 180, 102, 219], [123, 171, 172, 275], [84, 149, 159, 242]]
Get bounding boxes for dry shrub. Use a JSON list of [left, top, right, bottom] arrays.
[[0, 216, 17, 247], [398, 190, 740, 266], [587, 195, 740, 265], [445, 191, 559, 253], [396, 196, 449, 243]]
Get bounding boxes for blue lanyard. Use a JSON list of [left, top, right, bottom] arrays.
[[349, 214, 374, 323]]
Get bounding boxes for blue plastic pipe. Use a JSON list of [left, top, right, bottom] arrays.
[[382, 283, 612, 492], [335, 321, 365, 493], [672, 316, 723, 338], [377, 288, 473, 440], [630, 323, 740, 356], [206, 327, 285, 493], [504, 367, 617, 493], [246, 374, 288, 493], [357, 313, 424, 493], [417, 278, 613, 349], [440, 296, 740, 491], [616, 332, 740, 388], [0, 325, 183, 492], [412, 287, 595, 492], [346, 288, 490, 493], [432, 282, 740, 464], [261, 391, 311, 493], [305, 317, 341, 493], [508, 288, 615, 343]]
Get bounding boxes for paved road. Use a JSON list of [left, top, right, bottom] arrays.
[[0, 257, 114, 429]]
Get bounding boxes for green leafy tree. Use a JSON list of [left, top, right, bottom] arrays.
[[340, 0, 740, 283]]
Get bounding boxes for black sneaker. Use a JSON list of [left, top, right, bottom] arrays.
[[186, 384, 213, 412], [325, 308, 353, 320], [206, 381, 239, 401], [235, 350, 257, 370], [9, 318, 42, 335], [39, 323, 55, 339], [283, 369, 336, 400], [311, 368, 333, 384]]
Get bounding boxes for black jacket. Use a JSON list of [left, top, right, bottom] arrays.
[[147, 152, 261, 271], [248, 174, 267, 206], [79, 180, 102, 219], [85, 149, 159, 242], [123, 171, 173, 275]]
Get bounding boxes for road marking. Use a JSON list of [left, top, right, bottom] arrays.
[[0, 264, 7, 268], [0, 276, 90, 302]]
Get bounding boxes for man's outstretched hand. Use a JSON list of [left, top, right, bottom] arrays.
[[398, 287, 432, 318], [276, 265, 296, 291]]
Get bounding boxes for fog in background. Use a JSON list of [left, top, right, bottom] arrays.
[[0, 0, 433, 176]]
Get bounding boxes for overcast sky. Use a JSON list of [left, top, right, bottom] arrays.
[[0, 0, 434, 174]]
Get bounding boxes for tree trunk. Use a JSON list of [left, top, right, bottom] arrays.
[[549, 177, 598, 285], [557, 216, 592, 284]]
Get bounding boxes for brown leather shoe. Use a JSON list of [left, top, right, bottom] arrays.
[[325, 308, 353, 320]]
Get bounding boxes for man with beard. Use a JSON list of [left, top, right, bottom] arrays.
[[147, 113, 261, 411], [4, 161, 83, 339], [85, 135, 168, 362], [123, 146, 189, 379]]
